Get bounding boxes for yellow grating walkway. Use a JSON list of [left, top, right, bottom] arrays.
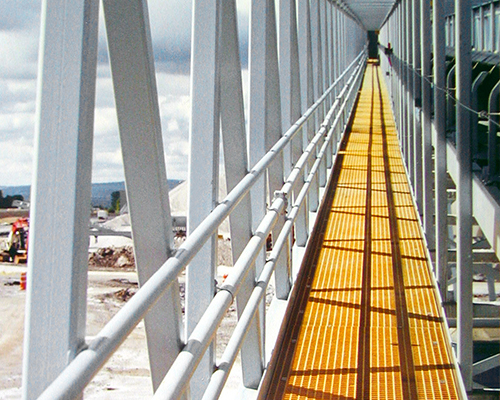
[[261, 63, 463, 399]]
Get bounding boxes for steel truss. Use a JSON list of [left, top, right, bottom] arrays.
[[379, 0, 500, 394], [23, 0, 365, 399]]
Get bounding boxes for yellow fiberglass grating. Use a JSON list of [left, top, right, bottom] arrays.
[[370, 327, 403, 399], [270, 64, 463, 400]]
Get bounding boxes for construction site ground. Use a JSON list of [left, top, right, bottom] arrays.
[[0, 236, 243, 400]]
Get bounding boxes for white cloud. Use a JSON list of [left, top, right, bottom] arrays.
[[0, 0, 252, 186], [0, 1, 39, 185], [0, 26, 39, 80], [0, 1, 39, 32], [0, 136, 33, 186], [166, 119, 180, 133]]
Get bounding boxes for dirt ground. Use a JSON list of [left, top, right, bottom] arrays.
[[0, 237, 248, 399], [0, 264, 156, 399]]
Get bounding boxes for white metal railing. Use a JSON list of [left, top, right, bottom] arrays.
[[36, 50, 366, 400]]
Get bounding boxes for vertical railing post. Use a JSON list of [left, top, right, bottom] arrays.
[[312, 0, 324, 126], [433, 22, 449, 300], [340, 13, 347, 127], [455, 0, 473, 391], [309, 0, 321, 213], [400, 3, 407, 160], [298, 0, 317, 235], [219, 0, 264, 389], [413, 0, 423, 211], [335, 8, 341, 94], [397, 7, 402, 142], [297, 0, 315, 238], [249, 0, 282, 302], [280, 0, 302, 171], [279, 0, 303, 282], [406, 0, 414, 185], [420, 0, 434, 248]]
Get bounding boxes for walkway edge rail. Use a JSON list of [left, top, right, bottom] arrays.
[[36, 50, 367, 400], [154, 56, 366, 400], [199, 59, 366, 400]]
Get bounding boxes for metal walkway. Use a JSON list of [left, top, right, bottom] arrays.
[[261, 63, 463, 400]]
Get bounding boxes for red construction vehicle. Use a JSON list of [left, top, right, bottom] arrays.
[[0, 218, 29, 263]]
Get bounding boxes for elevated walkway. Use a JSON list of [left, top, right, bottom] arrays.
[[261, 63, 464, 399]]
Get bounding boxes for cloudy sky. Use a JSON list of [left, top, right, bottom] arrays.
[[0, 0, 249, 187]]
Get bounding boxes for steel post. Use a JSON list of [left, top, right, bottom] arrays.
[[420, 0, 434, 247], [298, 0, 316, 235], [187, 0, 220, 395], [22, 1, 98, 398], [455, 0, 473, 391], [103, 0, 183, 391], [433, 0, 449, 296], [400, 4, 407, 160], [406, 0, 414, 186], [219, 0, 265, 389], [413, 0, 423, 213]]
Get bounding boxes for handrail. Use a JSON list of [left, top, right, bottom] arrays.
[[37, 49, 367, 400], [199, 60, 366, 400], [154, 55, 366, 400]]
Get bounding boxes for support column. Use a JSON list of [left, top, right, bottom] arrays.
[[280, 0, 303, 282], [421, 0, 434, 247], [22, 2, 98, 398], [405, 0, 414, 186], [103, 0, 183, 391], [280, 0, 302, 169], [252, 0, 288, 298], [187, 0, 220, 396], [400, 4, 407, 160], [413, 0, 423, 211], [455, 0, 473, 391], [433, 0, 449, 299], [219, 0, 264, 389]]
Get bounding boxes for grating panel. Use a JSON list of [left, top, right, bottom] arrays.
[[263, 63, 462, 400]]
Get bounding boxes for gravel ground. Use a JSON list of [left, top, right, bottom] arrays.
[[0, 237, 260, 399]]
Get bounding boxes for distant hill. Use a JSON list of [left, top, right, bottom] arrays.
[[91, 182, 126, 208], [0, 185, 30, 202], [0, 180, 183, 209]]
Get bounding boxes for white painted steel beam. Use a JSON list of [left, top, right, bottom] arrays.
[[433, 0, 449, 300], [298, 0, 319, 221], [102, 0, 182, 392], [279, 0, 305, 257], [279, 0, 302, 164], [22, 1, 99, 398], [420, 0, 434, 249], [455, 0, 474, 391], [473, 354, 500, 376], [250, 0, 289, 300], [406, 0, 415, 187], [187, 0, 220, 396], [293, 0, 311, 249], [219, 0, 264, 389], [412, 0, 423, 212], [24, 1, 369, 397]]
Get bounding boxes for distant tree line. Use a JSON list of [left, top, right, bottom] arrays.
[[0, 190, 24, 209], [110, 191, 120, 213]]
